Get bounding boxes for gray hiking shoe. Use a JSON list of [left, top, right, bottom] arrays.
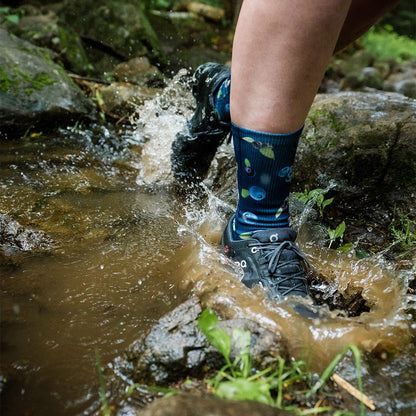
[[221, 217, 310, 299]]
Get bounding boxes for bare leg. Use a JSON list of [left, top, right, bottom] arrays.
[[230, 0, 352, 133], [336, 0, 400, 51], [230, 0, 399, 134]]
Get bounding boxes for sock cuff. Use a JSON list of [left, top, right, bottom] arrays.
[[231, 122, 303, 144]]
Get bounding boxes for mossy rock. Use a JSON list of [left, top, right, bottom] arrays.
[[293, 91, 416, 223], [0, 28, 95, 135], [57, 0, 165, 65]]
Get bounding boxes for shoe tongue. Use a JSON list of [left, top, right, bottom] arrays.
[[252, 228, 297, 243]]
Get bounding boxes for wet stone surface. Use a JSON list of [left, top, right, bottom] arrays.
[[122, 393, 294, 416], [115, 297, 287, 385]]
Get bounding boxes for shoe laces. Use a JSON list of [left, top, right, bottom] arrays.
[[248, 240, 310, 296]]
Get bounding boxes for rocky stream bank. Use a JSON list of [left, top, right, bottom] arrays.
[[1, 1, 416, 416]]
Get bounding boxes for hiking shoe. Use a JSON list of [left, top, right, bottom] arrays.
[[171, 62, 231, 181], [221, 217, 310, 299]]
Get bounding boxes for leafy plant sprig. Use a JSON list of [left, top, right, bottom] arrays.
[[328, 221, 346, 248], [294, 188, 334, 217], [197, 308, 366, 415]]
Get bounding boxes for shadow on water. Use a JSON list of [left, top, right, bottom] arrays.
[[1, 73, 415, 415]]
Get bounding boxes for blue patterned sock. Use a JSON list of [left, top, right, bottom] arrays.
[[231, 122, 303, 240], [214, 76, 231, 122]]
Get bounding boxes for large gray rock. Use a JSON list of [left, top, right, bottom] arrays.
[[115, 297, 287, 385], [3, 6, 92, 76], [294, 91, 416, 223], [0, 28, 95, 135]]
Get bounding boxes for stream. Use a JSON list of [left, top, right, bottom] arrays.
[[1, 75, 415, 416]]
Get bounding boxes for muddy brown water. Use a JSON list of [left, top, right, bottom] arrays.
[[1, 79, 415, 415]]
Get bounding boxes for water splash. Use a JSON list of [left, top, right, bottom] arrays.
[[134, 69, 194, 185]]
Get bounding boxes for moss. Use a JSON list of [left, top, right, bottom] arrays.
[[2, 66, 58, 95], [32, 73, 57, 89], [57, 26, 93, 75], [0, 65, 12, 91]]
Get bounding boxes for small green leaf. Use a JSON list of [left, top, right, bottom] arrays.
[[244, 158, 251, 167], [309, 188, 324, 198], [322, 197, 334, 208], [5, 14, 19, 24], [207, 327, 231, 360], [355, 249, 371, 259], [334, 221, 346, 239], [215, 379, 274, 405], [316, 194, 324, 206], [198, 309, 231, 361], [198, 308, 218, 334], [337, 242, 353, 252], [259, 146, 275, 159]]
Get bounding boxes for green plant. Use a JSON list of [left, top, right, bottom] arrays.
[[0, 6, 20, 24], [294, 188, 334, 217], [360, 25, 416, 62], [389, 215, 416, 250], [198, 308, 366, 415], [94, 348, 111, 416], [328, 221, 346, 249]]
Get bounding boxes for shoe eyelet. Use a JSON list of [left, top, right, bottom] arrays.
[[251, 247, 259, 254]]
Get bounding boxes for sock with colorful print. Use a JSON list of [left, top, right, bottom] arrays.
[[231, 122, 303, 240], [214, 75, 231, 122]]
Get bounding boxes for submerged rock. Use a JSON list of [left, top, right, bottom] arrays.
[[0, 214, 56, 253], [115, 297, 287, 385], [0, 214, 56, 267]]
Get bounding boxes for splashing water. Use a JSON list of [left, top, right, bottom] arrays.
[[135, 69, 194, 185]]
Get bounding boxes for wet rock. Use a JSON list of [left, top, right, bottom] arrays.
[[3, 6, 92, 76], [115, 297, 287, 385], [87, 82, 162, 118], [0, 28, 95, 135], [335, 49, 376, 75], [341, 67, 384, 90], [113, 57, 165, 87], [127, 393, 293, 416], [294, 91, 416, 225], [147, 9, 231, 72], [0, 214, 56, 253], [56, 0, 165, 69], [0, 214, 56, 267], [334, 345, 416, 416], [383, 61, 416, 99]]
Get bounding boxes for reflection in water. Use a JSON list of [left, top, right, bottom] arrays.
[[1, 75, 415, 416]]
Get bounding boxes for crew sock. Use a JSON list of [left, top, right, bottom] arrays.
[[214, 76, 231, 122], [231, 122, 303, 240]]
